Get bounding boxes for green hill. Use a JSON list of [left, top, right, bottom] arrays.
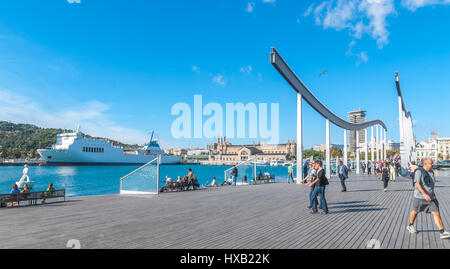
[[0, 121, 138, 159]]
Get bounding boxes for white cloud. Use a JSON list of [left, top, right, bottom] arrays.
[[305, 0, 396, 49], [67, 0, 81, 3], [239, 65, 253, 74], [212, 74, 226, 87], [401, 0, 450, 11], [246, 2, 256, 13], [263, 0, 276, 3], [0, 90, 148, 145]]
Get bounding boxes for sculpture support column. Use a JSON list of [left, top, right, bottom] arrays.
[[371, 126, 374, 163], [297, 93, 303, 184], [326, 119, 331, 179], [344, 129, 348, 166], [365, 128, 368, 173], [384, 129, 387, 161], [376, 125, 379, 162], [356, 130, 360, 174]]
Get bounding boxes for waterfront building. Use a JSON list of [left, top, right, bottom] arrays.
[[173, 148, 188, 156], [187, 149, 210, 156], [313, 144, 344, 152], [214, 136, 296, 162], [385, 140, 400, 151], [348, 110, 367, 153], [416, 132, 450, 161]]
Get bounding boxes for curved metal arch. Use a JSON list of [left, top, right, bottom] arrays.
[[395, 72, 412, 118], [270, 47, 387, 131]]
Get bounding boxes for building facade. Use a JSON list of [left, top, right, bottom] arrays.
[[416, 132, 450, 161], [348, 110, 367, 153], [214, 136, 296, 162]]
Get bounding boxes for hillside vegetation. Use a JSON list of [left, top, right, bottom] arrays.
[[0, 121, 138, 159]]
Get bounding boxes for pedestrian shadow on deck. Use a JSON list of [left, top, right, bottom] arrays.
[[346, 189, 379, 193], [328, 201, 386, 214], [328, 201, 367, 205], [330, 207, 387, 214]]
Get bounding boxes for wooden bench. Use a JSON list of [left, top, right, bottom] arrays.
[[255, 175, 276, 184], [0, 189, 66, 208]]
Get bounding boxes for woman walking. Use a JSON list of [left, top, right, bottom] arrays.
[[381, 162, 390, 192], [389, 162, 396, 181], [306, 161, 329, 214]]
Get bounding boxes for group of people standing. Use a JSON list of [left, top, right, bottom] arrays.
[[301, 160, 329, 214], [296, 156, 450, 240]]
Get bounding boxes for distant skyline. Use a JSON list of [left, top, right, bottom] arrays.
[[0, 1, 449, 149]]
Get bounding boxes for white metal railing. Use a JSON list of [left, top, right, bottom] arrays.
[[223, 156, 259, 185], [119, 155, 161, 194]]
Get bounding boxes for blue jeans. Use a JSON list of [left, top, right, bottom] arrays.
[[339, 174, 347, 191], [311, 185, 328, 213], [309, 186, 319, 207], [232, 176, 237, 185]]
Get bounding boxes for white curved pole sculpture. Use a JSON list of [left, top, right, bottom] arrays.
[[270, 47, 388, 177], [395, 72, 416, 175]]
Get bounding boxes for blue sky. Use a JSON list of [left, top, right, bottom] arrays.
[[0, 0, 449, 149]]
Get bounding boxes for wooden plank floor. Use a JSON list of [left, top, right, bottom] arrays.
[[1, 173, 450, 249]]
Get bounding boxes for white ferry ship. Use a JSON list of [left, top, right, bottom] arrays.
[[37, 127, 181, 165]]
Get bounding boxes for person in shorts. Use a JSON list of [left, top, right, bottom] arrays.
[[406, 158, 450, 239]]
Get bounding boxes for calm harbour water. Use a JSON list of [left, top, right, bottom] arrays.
[[0, 165, 295, 197], [1, 165, 449, 198]]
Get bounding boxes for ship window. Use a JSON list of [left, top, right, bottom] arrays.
[[82, 147, 85, 152]]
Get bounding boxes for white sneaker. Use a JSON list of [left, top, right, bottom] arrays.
[[440, 231, 450, 239], [407, 225, 417, 234]]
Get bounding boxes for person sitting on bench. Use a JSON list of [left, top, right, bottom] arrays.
[[256, 170, 263, 180], [22, 184, 31, 193], [41, 183, 55, 204], [165, 176, 175, 191], [9, 184, 20, 206], [10, 184, 20, 194]]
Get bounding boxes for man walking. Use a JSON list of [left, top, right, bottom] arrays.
[[406, 158, 450, 239], [336, 160, 349, 192], [287, 164, 295, 183]]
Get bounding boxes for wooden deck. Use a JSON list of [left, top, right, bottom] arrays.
[[1, 174, 450, 249]]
